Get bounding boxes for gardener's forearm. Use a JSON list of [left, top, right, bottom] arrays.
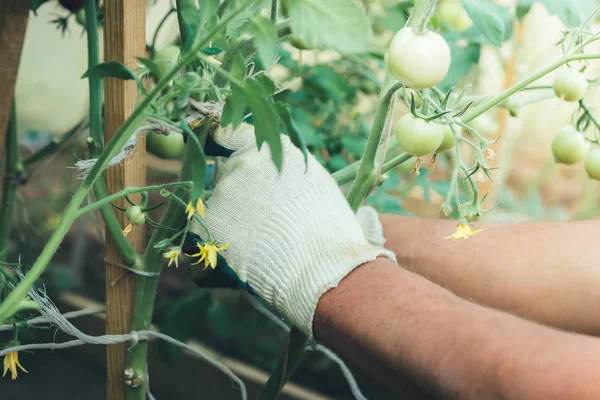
[[314, 258, 600, 400], [378, 215, 600, 335]]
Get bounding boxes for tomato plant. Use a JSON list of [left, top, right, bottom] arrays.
[[6, 1, 600, 400]]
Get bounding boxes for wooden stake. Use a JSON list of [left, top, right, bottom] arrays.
[[0, 1, 29, 156], [103, 2, 146, 399]]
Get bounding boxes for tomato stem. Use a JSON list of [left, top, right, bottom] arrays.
[[0, 102, 20, 283], [408, 0, 439, 35]]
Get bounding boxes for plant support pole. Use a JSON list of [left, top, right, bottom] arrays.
[[103, 1, 147, 400], [0, 0, 29, 156]]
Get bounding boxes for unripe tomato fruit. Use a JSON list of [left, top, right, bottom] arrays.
[[438, 0, 473, 32], [146, 132, 186, 160], [126, 206, 146, 226], [436, 125, 456, 153], [395, 114, 444, 157], [553, 68, 588, 102], [75, 9, 86, 26], [584, 149, 600, 180], [387, 27, 451, 89], [551, 126, 587, 165], [154, 45, 181, 77], [467, 113, 498, 138]]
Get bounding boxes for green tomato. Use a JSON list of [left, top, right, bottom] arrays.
[[438, 0, 473, 32], [154, 45, 181, 77], [125, 206, 146, 226], [584, 149, 600, 180], [552, 68, 588, 102], [146, 131, 186, 160], [436, 125, 456, 153], [467, 113, 498, 138], [551, 125, 587, 165], [394, 114, 444, 157], [387, 27, 451, 89], [74, 9, 86, 27]]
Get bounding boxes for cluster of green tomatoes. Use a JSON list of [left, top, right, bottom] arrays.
[[550, 68, 600, 180], [385, 26, 456, 162]]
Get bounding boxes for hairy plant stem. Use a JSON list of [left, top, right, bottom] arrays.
[[271, 0, 278, 22], [125, 144, 196, 400], [85, 0, 103, 154], [407, 0, 438, 34], [462, 54, 600, 123], [85, 0, 140, 264], [0, 103, 21, 277], [0, 1, 254, 324], [345, 80, 402, 211], [78, 182, 192, 216]]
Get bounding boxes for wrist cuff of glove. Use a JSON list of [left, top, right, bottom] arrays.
[[284, 246, 397, 337]]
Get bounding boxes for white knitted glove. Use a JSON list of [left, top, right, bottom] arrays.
[[356, 205, 387, 248], [191, 135, 396, 336]]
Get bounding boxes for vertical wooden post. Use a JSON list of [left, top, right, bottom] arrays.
[[103, 2, 146, 399], [0, 1, 29, 156]]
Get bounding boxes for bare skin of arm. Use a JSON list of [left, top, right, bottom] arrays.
[[314, 258, 600, 400], [378, 215, 600, 335]]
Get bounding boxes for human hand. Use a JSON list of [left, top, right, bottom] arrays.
[[190, 127, 395, 336]]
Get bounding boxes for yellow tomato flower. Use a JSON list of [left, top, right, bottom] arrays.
[[3, 351, 27, 380], [163, 247, 181, 268], [445, 224, 482, 240], [195, 198, 205, 217], [185, 202, 195, 220], [122, 222, 133, 237], [187, 242, 230, 269], [185, 198, 205, 220]]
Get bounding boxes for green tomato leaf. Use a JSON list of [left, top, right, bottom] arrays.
[[459, 0, 505, 46], [244, 79, 283, 169], [31, 0, 49, 15], [287, 0, 371, 54], [136, 57, 162, 79], [275, 102, 308, 162], [258, 328, 309, 399], [176, 0, 199, 51], [229, 51, 247, 81], [181, 123, 207, 207], [254, 74, 278, 97], [225, 0, 265, 38], [538, 0, 596, 28], [247, 16, 279, 69], [221, 86, 248, 128], [82, 61, 144, 92], [516, 0, 535, 21], [202, 47, 224, 55]]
